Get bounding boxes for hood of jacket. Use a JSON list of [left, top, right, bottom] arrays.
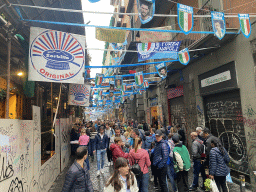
[[130, 149, 146, 160]]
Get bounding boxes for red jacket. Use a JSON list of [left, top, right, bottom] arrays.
[[110, 143, 129, 164], [129, 149, 151, 174]]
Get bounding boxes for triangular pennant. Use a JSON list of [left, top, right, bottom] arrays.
[[155, 62, 167, 79], [177, 3, 193, 34], [211, 11, 226, 40], [137, 0, 155, 24], [143, 80, 149, 88], [238, 14, 251, 38], [135, 71, 144, 86], [95, 73, 104, 87], [178, 48, 190, 65]]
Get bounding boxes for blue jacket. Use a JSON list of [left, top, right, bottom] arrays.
[[144, 136, 153, 150], [94, 133, 108, 150], [152, 139, 169, 169], [209, 147, 230, 176], [62, 161, 93, 192]]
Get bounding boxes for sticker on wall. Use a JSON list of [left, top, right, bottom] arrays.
[[95, 73, 104, 87], [238, 14, 251, 38], [135, 71, 144, 86], [155, 62, 167, 79], [29, 27, 85, 84], [177, 3, 193, 34], [136, 0, 155, 24], [68, 84, 90, 106], [178, 48, 190, 65], [211, 11, 226, 40]]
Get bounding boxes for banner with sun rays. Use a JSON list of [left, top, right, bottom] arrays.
[[28, 27, 85, 84]]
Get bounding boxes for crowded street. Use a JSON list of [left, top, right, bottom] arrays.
[[0, 0, 256, 192]]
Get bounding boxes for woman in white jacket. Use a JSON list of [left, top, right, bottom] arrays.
[[104, 157, 139, 192]]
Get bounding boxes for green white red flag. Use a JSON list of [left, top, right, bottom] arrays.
[[177, 3, 193, 34], [238, 14, 251, 38], [178, 48, 190, 65], [135, 71, 144, 86]]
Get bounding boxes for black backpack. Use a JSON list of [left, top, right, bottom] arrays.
[[131, 160, 143, 179]]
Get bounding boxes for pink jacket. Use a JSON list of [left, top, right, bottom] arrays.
[[79, 135, 90, 146], [129, 149, 151, 174]]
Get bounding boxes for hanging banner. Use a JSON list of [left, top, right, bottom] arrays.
[[211, 11, 226, 40], [109, 81, 115, 90], [115, 75, 123, 90], [95, 28, 126, 43], [238, 14, 251, 38], [91, 88, 96, 96], [177, 3, 193, 34], [95, 73, 104, 87], [139, 26, 173, 43], [135, 72, 144, 86], [137, 41, 181, 62], [68, 84, 90, 106], [178, 48, 190, 65], [122, 83, 127, 92], [155, 62, 167, 79], [98, 89, 103, 97], [120, 96, 124, 104], [110, 40, 127, 51], [109, 90, 114, 98], [121, 91, 125, 96], [28, 27, 85, 84], [137, 0, 155, 24], [143, 80, 149, 88]]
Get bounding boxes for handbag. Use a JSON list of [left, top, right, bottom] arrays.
[[210, 179, 219, 192]]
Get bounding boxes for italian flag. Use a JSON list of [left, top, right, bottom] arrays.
[[121, 91, 125, 96], [122, 84, 126, 92], [95, 75, 103, 86], [98, 90, 102, 96], [141, 42, 152, 51], [179, 11, 192, 32], [135, 72, 144, 86], [143, 81, 149, 88], [241, 19, 250, 36], [179, 51, 189, 64]]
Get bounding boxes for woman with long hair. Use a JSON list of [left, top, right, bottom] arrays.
[[209, 138, 230, 192], [104, 157, 139, 192], [129, 137, 151, 192]]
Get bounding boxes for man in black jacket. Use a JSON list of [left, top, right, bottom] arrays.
[[62, 146, 93, 192]]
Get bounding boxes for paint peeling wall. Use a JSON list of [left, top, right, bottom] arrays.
[[0, 106, 71, 192]]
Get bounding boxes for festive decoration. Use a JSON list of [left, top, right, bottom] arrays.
[[95, 73, 104, 87], [177, 3, 193, 34], [88, 0, 100, 3], [238, 14, 251, 38], [115, 75, 123, 90], [139, 26, 173, 43], [137, 41, 181, 62], [109, 81, 115, 90], [95, 28, 126, 43], [98, 89, 103, 97], [211, 11, 226, 40], [137, 0, 155, 24], [122, 83, 127, 92], [143, 80, 149, 88], [155, 62, 167, 79], [68, 84, 90, 106], [135, 72, 144, 86], [28, 27, 85, 84], [178, 48, 190, 65], [130, 94, 134, 100]]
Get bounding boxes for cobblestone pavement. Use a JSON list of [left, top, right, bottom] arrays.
[[49, 155, 252, 192]]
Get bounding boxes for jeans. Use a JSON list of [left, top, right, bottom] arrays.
[[137, 172, 149, 192], [192, 159, 207, 187], [215, 176, 229, 192], [154, 166, 168, 192], [96, 149, 106, 170], [176, 171, 189, 192], [167, 162, 177, 192]]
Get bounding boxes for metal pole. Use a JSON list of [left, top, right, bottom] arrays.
[[5, 31, 11, 119]]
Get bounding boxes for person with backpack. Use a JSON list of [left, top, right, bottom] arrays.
[[172, 133, 191, 192], [152, 130, 169, 192], [129, 137, 151, 192], [209, 138, 230, 192], [189, 132, 207, 191], [144, 131, 153, 153]]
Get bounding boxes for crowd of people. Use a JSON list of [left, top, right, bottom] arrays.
[[63, 119, 230, 192]]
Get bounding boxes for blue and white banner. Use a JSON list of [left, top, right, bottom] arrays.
[[68, 84, 90, 106], [211, 11, 226, 40], [238, 14, 251, 38], [137, 0, 155, 24], [155, 62, 167, 79], [29, 27, 85, 84], [137, 41, 181, 62]]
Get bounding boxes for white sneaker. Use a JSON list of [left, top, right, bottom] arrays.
[[100, 169, 104, 174], [97, 170, 100, 177]]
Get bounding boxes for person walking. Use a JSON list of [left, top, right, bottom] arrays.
[[129, 137, 151, 192], [167, 133, 177, 192], [105, 123, 114, 166], [152, 130, 169, 192], [209, 138, 230, 192], [78, 128, 90, 170], [62, 146, 93, 192], [94, 126, 108, 176], [104, 157, 139, 192], [189, 132, 207, 191], [172, 133, 191, 192], [110, 137, 129, 164]]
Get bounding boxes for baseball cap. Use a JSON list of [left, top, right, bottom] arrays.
[[155, 130, 163, 136]]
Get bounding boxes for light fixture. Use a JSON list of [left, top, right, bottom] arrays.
[[55, 97, 58, 100], [17, 72, 23, 76]]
